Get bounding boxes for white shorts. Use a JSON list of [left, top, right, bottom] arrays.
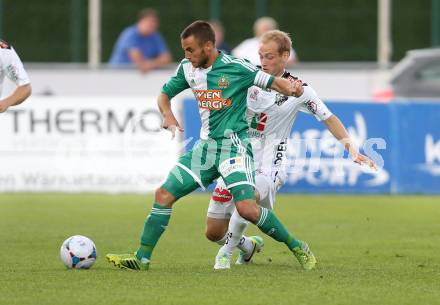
[[207, 172, 280, 219]]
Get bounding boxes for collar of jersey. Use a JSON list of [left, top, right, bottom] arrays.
[[211, 50, 225, 69]]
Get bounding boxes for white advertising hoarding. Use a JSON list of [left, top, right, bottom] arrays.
[[0, 96, 181, 192]]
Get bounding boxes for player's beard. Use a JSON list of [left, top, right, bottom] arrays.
[[198, 50, 209, 68]]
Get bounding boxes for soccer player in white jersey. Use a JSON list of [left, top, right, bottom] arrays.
[[107, 21, 319, 271], [205, 30, 377, 269], [0, 39, 31, 113]]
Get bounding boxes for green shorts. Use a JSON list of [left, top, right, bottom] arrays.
[[162, 131, 255, 202]]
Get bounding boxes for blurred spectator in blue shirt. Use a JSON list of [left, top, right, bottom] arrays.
[[209, 20, 231, 55], [109, 8, 171, 73]]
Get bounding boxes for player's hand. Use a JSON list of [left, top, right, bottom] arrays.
[[162, 116, 184, 140], [166, 125, 184, 140], [0, 101, 10, 113], [291, 79, 304, 97], [352, 152, 377, 170]]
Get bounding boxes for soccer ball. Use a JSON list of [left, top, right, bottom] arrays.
[[60, 235, 97, 269]]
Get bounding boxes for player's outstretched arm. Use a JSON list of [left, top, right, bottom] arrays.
[[0, 83, 31, 113], [324, 115, 377, 170], [270, 77, 303, 97], [157, 92, 184, 139]]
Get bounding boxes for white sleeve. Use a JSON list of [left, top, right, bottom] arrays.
[[298, 85, 332, 121], [3, 47, 30, 86]]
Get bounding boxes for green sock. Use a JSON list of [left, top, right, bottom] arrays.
[[255, 207, 301, 250], [136, 203, 172, 260]]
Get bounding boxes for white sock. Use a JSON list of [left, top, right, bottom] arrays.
[[237, 235, 255, 254], [222, 209, 250, 255]]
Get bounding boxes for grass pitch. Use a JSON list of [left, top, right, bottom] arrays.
[[0, 193, 439, 305]]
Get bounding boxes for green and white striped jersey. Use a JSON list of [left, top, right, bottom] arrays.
[[162, 52, 274, 140]]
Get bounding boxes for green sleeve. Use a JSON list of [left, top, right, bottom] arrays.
[[161, 61, 190, 99], [234, 59, 274, 90], [266, 75, 275, 88]]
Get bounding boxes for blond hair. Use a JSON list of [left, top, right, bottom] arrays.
[[260, 30, 292, 55]]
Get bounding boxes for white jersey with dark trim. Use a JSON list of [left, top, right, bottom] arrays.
[[0, 41, 30, 97], [246, 72, 332, 183]]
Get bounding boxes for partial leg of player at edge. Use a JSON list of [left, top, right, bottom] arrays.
[[206, 174, 316, 270]]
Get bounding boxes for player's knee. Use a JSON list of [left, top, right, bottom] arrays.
[[205, 228, 224, 242], [235, 200, 259, 223], [205, 218, 228, 242], [154, 187, 175, 207]]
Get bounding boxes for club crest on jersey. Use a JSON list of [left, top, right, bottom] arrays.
[[194, 90, 232, 111], [217, 75, 229, 89], [275, 93, 288, 106], [306, 100, 317, 114]]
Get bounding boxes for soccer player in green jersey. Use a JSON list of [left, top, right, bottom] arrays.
[[106, 20, 316, 271]]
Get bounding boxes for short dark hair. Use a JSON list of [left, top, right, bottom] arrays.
[[137, 8, 158, 21], [180, 20, 215, 45]]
